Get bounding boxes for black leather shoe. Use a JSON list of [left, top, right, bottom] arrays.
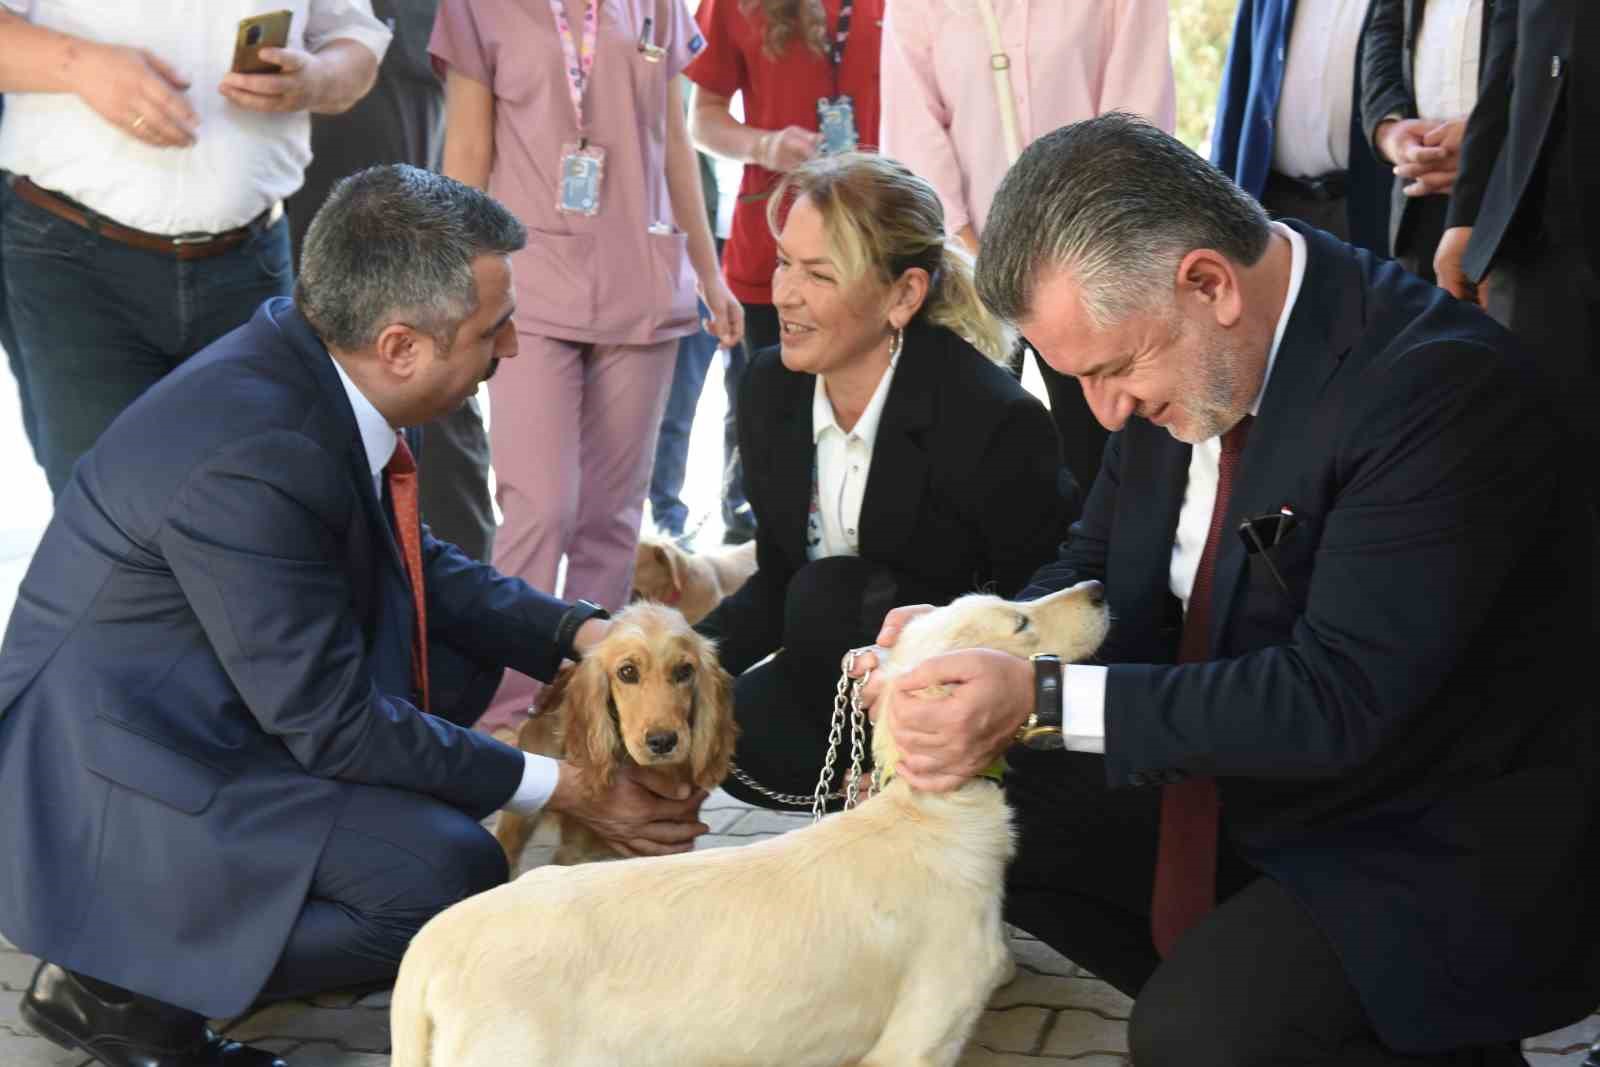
[[20, 963, 286, 1067], [1581, 1035, 1600, 1067]]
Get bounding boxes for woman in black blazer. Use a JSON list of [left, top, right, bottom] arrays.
[[697, 153, 1077, 810]]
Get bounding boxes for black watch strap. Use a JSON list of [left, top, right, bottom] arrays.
[[1031, 653, 1064, 730], [555, 599, 610, 662]]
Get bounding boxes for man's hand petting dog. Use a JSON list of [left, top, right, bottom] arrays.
[[547, 762, 709, 858], [849, 605, 1033, 793]]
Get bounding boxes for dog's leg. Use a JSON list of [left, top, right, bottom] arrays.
[[494, 809, 536, 873]]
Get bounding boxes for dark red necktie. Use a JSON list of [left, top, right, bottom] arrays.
[[385, 434, 430, 713], [1151, 415, 1252, 957]]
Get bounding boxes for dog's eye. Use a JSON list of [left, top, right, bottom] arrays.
[[618, 663, 640, 684], [672, 662, 695, 684], [1013, 614, 1030, 634]]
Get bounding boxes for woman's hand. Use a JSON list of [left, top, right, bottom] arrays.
[[700, 275, 746, 350], [758, 126, 821, 172]]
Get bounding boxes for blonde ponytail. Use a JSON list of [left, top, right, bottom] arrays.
[[925, 241, 1016, 365]]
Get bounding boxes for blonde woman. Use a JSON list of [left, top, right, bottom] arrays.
[[695, 152, 1071, 808]]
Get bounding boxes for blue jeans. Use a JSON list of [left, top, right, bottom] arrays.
[[2, 182, 294, 495], [0, 173, 35, 463], [647, 312, 718, 537]]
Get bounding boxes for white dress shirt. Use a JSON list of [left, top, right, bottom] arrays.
[[1271, 0, 1370, 177], [331, 356, 558, 815], [807, 358, 899, 561], [0, 0, 391, 234], [1413, 0, 1484, 120], [1059, 224, 1307, 752]]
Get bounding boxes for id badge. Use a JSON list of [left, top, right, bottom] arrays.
[[816, 95, 859, 156], [557, 142, 606, 216]]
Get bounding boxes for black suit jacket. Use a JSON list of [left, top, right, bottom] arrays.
[[0, 299, 569, 1018], [1447, 0, 1597, 278], [699, 320, 1072, 675], [1022, 224, 1598, 1051], [1360, 0, 1496, 256]]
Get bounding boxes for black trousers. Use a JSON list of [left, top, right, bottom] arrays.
[[1030, 348, 1105, 504], [1262, 171, 1351, 242], [256, 783, 507, 1002], [719, 556, 947, 809], [1393, 191, 1451, 285], [1004, 750, 1526, 1067]]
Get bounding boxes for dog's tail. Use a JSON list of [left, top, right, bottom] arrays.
[[388, 955, 434, 1067]]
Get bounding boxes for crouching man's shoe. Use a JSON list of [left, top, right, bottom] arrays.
[[1582, 1035, 1599, 1067], [19, 962, 287, 1067]]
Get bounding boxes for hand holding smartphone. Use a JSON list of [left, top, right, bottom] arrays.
[[231, 10, 293, 74]]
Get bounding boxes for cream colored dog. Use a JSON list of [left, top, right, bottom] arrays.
[[391, 580, 1109, 1067], [632, 536, 758, 625]]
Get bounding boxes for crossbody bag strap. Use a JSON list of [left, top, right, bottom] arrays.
[[973, 0, 1023, 163]]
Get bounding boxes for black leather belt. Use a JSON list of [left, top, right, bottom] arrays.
[[1266, 169, 1350, 203]]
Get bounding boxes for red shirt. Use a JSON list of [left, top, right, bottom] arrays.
[[685, 0, 883, 305]]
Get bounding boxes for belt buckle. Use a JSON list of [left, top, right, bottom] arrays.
[[170, 231, 217, 247]]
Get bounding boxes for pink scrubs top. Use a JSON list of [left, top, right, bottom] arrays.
[[431, 0, 705, 345]]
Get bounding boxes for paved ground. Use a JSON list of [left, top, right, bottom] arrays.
[[2, 787, 1597, 1066]]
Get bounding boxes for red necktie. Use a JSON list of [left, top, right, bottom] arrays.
[[385, 433, 430, 713], [1151, 415, 1252, 958]]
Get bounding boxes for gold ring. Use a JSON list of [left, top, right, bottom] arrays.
[[131, 114, 147, 133]]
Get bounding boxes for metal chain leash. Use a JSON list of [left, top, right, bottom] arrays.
[[726, 650, 871, 823]]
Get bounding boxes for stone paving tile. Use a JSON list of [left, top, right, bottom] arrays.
[[1040, 1009, 1134, 1059], [703, 806, 748, 833], [0, 950, 40, 990], [0, 1032, 93, 1067], [973, 1006, 1053, 1054], [960, 1050, 1125, 1067], [1528, 1015, 1600, 1054], [1008, 936, 1081, 978], [990, 973, 1133, 1019], [225, 1000, 391, 1053], [274, 1041, 392, 1067], [719, 808, 814, 836]]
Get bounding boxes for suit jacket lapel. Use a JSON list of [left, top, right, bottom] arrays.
[[1209, 223, 1362, 654], [859, 323, 937, 563], [275, 301, 408, 583], [1114, 424, 1192, 662]]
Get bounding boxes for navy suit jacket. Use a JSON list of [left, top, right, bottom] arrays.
[[1021, 224, 1598, 1050], [0, 299, 569, 1018], [1211, 0, 1393, 255]]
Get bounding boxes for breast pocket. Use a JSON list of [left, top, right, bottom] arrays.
[[1238, 510, 1322, 638]]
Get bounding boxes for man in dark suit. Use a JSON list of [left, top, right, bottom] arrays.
[[0, 165, 707, 1067], [1433, 0, 1597, 504], [284, 0, 499, 570], [1211, 0, 1392, 254], [864, 114, 1596, 1065], [1361, 0, 1493, 283]]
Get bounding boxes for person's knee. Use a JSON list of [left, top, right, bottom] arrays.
[[1128, 967, 1283, 1067]]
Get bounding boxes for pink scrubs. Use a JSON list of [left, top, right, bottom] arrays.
[[432, 0, 705, 730]]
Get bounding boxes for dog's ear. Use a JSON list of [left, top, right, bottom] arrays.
[[658, 543, 687, 598], [689, 641, 738, 787], [562, 654, 622, 790]]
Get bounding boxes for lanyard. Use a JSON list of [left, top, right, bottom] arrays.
[[549, 0, 600, 136], [827, 0, 854, 96]]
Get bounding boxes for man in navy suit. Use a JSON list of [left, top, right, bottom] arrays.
[[865, 114, 1596, 1065], [1211, 0, 1392, 253], [0, 165, 708, 1067]]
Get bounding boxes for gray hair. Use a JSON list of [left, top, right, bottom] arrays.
[[297, 164, 526, 351], [976, 113, 1271, 329]]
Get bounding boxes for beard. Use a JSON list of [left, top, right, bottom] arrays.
[[1163, 319, 1250, 444]]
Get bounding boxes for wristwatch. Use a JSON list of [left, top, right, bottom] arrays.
[[1015, 652, 1065, 751], [555, 599, 611, 662]]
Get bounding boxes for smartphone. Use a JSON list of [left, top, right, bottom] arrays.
[[231, 10, 293, 74]]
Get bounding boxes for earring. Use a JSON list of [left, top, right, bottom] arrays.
[[889, 326, 904, 361]]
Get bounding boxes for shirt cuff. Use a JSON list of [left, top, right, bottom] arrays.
[[1062, 664, 1107, 754], [504, 752, 560, 815]]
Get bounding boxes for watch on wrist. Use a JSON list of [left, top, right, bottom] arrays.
[[556, 599, 610, 662], [1016, 652, 1065, 751]]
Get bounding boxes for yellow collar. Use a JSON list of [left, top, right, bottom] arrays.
[[875, 758, 1007, 791]]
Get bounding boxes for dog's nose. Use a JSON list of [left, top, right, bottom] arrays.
[[1082, 580, 1105, 606], [645, 730, 679, 756]]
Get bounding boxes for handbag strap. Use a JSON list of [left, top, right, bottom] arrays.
[[973, 0, 1023, 163]]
